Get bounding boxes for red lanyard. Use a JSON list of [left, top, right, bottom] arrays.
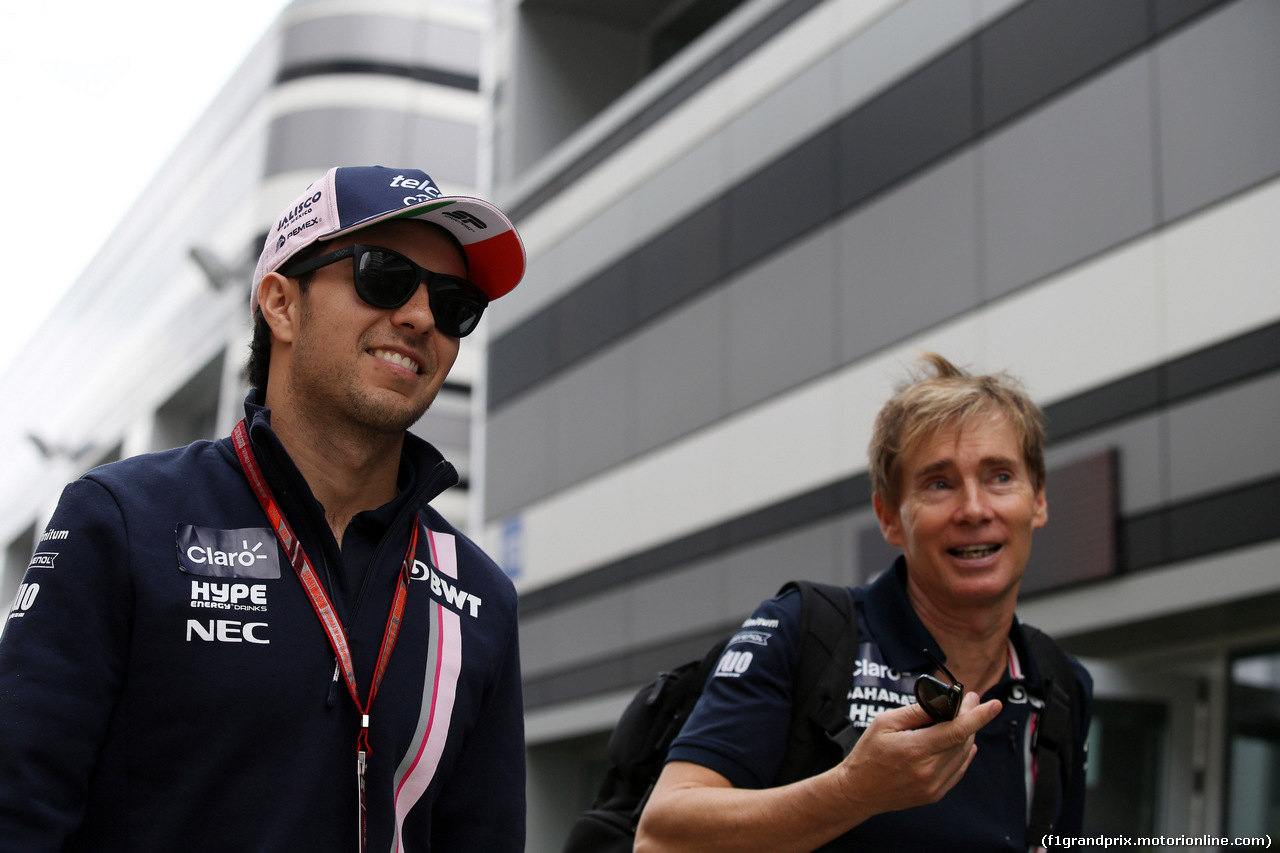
[[232, 419, 415, 853]]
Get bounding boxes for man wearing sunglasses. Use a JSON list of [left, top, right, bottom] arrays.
[[636, 353, 1092, 853], [0, 167, 527, 853]]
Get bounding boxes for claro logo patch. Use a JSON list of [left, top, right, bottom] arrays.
[[176, 525, 281, 580]]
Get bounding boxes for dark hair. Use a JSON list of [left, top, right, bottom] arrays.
[[244, 241, 326, 393]]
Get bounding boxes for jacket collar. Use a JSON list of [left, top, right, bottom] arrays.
[[238, 391, 460, 523], [864, 556, 1042, 687]]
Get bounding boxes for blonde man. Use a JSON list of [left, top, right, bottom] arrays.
[[637, 353, 1092, 853]]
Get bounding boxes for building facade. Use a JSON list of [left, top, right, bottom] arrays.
[[483, 0, 1280, 848]]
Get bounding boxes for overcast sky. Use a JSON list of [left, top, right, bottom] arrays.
[[0, 0, 294, 372]]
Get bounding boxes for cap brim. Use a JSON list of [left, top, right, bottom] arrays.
[[327, 196, 525, 301]]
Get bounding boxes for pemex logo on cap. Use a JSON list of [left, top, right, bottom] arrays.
[[274, 188, 326, 250]]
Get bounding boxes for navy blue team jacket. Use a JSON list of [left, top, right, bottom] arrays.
[[0, 396, 525, 852], [669, 560, 1092, 852]]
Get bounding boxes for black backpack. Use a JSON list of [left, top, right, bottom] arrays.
[[560, 581, 860, 853], [559, 583, 1081, 853]]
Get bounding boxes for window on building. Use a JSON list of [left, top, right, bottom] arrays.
[[1228, 650, 1280, 836], [1083, 699, 1166, 839], [510, 0, 748, 173]]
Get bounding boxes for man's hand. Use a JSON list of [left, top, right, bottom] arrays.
[[634, 692, 1001, 853], [834, 691, 1002, 816]]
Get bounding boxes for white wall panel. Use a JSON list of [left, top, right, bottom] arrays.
[[1018, 539, 1280, 637], [1160, 176, 1280, 361], [981, 237, 1164, 404]]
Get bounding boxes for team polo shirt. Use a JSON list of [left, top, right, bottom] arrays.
[[668, 559, 1091, 852]]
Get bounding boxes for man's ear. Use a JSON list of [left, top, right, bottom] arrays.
[[1032, 488, 1048, 531], [872, 492, 904, 548], [257, 272, 300, 345]]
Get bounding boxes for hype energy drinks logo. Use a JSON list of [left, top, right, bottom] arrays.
[[176, 525, 281, 580]]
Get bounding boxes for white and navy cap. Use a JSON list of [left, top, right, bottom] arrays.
[[252, 165, 525, 313]]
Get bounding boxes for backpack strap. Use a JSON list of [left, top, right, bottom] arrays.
[[1022, 624, 1079, 848], [774, 580, 861, 785]]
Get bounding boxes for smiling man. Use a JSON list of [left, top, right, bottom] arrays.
[[0, 167, 527, 853], [636, 352, 1093, 853]]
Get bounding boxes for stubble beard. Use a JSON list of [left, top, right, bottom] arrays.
[[291, 324, 442, 438]]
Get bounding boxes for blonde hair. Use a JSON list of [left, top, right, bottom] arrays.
[[868, 352, 1046, 507]]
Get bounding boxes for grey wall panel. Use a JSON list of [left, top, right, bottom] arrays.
[[1166, 371, 1280, 503], [488, 307, 556, 409], [632, 199, 727, 327], [726, 228, 838, 412], [549, 345, 635, 491], [854, 508, 897, 584], [726, 130, 837, 275], [265, 109, 477, 183], [836, 40, 974, 214], [542, 589, 629, 675], [1157, 0, 1280, 222], [485, 389, 555, 519], [979, 0, 1148, 131], [283, 15, 482, 74], [723, 519, 846, 617], [1153, 0, 1231, 34], [838, 151, 980, 362], [981, 52, 1157, 299], [632, 289, 727, 455], [1045, 414, 1169, 516], [556, 259, 634, 366], [629, 559, 726, 648], [411, 408, 469, 451], [519, 612, 553, 676]]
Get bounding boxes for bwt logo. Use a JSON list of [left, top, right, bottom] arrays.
[[186, 619, 269, 644], [410, 560, 482, 617]]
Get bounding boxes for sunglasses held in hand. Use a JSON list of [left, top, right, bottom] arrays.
[[281, 244, 490, 338], [914, 648, 964, 723]]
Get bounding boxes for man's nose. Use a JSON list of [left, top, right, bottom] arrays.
[[955, 480, 994, 523], [391, 282, 436, 333]]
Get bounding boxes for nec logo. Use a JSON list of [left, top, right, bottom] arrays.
[[186, 619, 269, 644], [440, 210, 487, 230]]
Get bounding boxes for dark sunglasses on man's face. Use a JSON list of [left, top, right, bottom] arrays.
[[279, 244, 489, 338], [914, 648, 964, 724]]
